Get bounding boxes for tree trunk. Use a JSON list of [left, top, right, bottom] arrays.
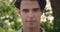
[[50, 0, 60, 32]]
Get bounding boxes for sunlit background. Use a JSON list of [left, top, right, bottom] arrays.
[[0, 0, 57, 32]]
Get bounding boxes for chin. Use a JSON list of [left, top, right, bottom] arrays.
[[25, 22, 37, 28], [27, 25, 36, 28]]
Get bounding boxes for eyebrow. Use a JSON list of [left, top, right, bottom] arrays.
[[23, 9, 29, 10], [22, 9, 29, 11]]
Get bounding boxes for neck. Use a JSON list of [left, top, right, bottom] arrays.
[[22, 26, 41, 32]]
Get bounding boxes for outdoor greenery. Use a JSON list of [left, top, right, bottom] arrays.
[[0, 0, 57, 32], [0, 0, 22, 32]]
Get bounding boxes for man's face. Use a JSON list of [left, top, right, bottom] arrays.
[[19, 1, 43, 28]]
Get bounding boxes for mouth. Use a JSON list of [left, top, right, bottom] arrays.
[[27, 20, 35, 24], [28, 20, 34, 22]]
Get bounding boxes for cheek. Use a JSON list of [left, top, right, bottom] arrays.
[[35, 12, 42, 21], [35, 12, 42, 18], [21, 15, 26, 24], [21, 13, 27, 21]]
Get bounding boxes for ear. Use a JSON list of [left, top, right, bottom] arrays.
[[42, 10, 44, 13], [41, 10, 44, 15], [17, 9, 21, 15]]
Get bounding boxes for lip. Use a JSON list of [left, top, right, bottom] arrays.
[[28, 20, 35, 22]]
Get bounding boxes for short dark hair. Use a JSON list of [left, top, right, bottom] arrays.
[[14, 0, 46, 10]]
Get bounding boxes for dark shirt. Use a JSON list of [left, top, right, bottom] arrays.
[[17, 28, 45, 32]]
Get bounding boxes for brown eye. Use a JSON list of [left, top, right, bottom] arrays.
[[22, 9, 29, 13], [33, 8, 40, 12]]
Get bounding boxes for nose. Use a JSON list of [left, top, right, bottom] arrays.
[[28, 10, 34, 18]]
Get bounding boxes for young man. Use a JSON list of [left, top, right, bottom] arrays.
[[15, 0, 46, 32]]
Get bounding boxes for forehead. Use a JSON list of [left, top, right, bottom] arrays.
[[20, 1, 40, 9]]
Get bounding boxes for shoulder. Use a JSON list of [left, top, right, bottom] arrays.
[[16, 28, 22, 32], [16, 27, 45, 32], [41, 28, 45, 32]]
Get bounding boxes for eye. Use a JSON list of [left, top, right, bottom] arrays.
[[33, 8, 40, 12], [22, 9, 29, 13]]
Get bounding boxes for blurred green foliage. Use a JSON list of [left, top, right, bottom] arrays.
[[0, 0, 54, 32], [0, 0, 22, 32]]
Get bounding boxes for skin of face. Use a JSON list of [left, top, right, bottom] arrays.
[[18, 1, 43, 28]]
